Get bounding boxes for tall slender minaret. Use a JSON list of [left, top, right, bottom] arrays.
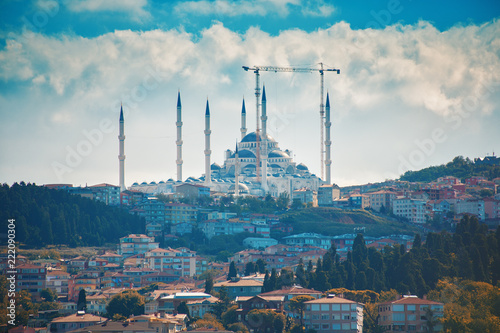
[[325, 92, 332, 185], [240, 98, 247, 140], [261, 86, 268, 193], [176, 91, 183, 182], [204, 99, 211, 185], [234, 142, 239, 196], [118, 104, 126, 192]]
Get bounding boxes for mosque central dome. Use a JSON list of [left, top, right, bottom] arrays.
[[240, 132, 276, 143]]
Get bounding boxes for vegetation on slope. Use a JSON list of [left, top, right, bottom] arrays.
[[0, 182, 145, 248], [280, 207, 418, 237], [399, 155, 500, 183]]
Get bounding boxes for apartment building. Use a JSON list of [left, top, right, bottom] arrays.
[[378, 295, 444, 332], [304, 295, 364, 332]]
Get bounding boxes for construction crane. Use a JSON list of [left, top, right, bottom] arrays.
[[242, 64, 340, 182]]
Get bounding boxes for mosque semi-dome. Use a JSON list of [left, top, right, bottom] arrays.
[[269, 150, 290, 158]]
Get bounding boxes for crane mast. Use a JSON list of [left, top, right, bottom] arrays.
[[243, 64, 340, 183]]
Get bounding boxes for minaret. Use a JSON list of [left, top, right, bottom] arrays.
[[176, 91, 183, 182], [261, 86, 268, 193], [118, 105, 126, 192], [325, 92, 332, 185], [234, 142, 239, 196], [240, 98, 247, 140], [204, 99, 211, 186]]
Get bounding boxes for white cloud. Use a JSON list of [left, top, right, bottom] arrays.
[[173, 0, 334, 18], [65, 0, 150, 20], [0, 20, 499, 186]]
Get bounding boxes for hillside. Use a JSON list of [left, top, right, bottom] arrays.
[[280, 207, 418, 237], [399, 155, 500, 183], [0, 183, 145, 248]]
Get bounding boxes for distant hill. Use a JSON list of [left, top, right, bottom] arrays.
[[280, 207, 418, 237], [399, 155, 500, 183], [0, 183, 144, 248]]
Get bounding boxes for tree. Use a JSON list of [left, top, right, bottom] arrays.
[[212, 286, 231, 319], [228, 261, 238, 280], [177, 301, 190, 319], [289, 295, 315, 327], [40, 288, 57, 302], [192, 313, 225, 330], [106, 290, 144, 318], [256, 258, 266, 273], [77, 289, 87, 311], [245, 262, 256, 276], [221, 305, 239, 327], [205, 275, 214, 294]]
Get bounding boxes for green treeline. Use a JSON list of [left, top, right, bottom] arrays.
[[262, 216, 500, 295], [400, 155, 500, 182], [0, 183, 144, 247]]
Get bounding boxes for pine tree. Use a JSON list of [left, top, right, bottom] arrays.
[[228, 262, 238, 280]]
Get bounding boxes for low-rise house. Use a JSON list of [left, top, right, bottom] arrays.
[[304, 295, 364, 333], [157, 292, 215, 315], [66, 321, 154, 333], [235, 295, 285, 322], [48, 313, 106, 333], [213, 279, 263, 299], [378, 295, 444, 332]]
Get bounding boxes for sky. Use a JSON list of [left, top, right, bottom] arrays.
[[0, 0, 499, 188]]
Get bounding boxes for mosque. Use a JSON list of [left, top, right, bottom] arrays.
[[128, 85, 333, 197]]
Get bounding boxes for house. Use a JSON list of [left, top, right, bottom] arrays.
[[175, 183, 210, 198], [157, 292, 215, 315], [48, 313, 106, 333], [259, 285, 321, 316], [235, 295, 285, 323], [66, 320, 154, 333], [304, 295, 364, 333], [378, 295, 444, 332], [213, 279, 263, 299]]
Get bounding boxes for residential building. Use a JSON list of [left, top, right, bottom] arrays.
[[213, 279, 263, 299], [283, 233, 332, 250], [118, 234, 159, 258], [318, 184, 341, 206], [46, 270, 70, 300], [88, 183, 121, 205], [123, 267, 157, 287], [367, 190, 397, 212], [455, 199, 486, 221], [292, 187, 317, 206], [348, 194, 370, 209], [100, 272, 133, 289], [165, 203, 197, 231], [243, 237, 278, 249], [66, 320, 155, 333], [175, 183, 210, 198], [16, 264, 47, 300], [235, 295, 285, 323], [48, 313, 106, 333], [144, 247, 197, 277], [304, 295, 364, 333], [393, 197, 427, 224], [483, 197, 500, 220], [157, 292, 215, 315], [378, 295, 444, 332]]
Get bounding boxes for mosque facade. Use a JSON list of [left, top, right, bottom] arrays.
[[129, 87, 327, 197]]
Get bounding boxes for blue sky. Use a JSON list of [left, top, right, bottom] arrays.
[[0, 0, 499, 187]]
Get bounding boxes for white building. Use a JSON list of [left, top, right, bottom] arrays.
[[393, 197, 427, 224]]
